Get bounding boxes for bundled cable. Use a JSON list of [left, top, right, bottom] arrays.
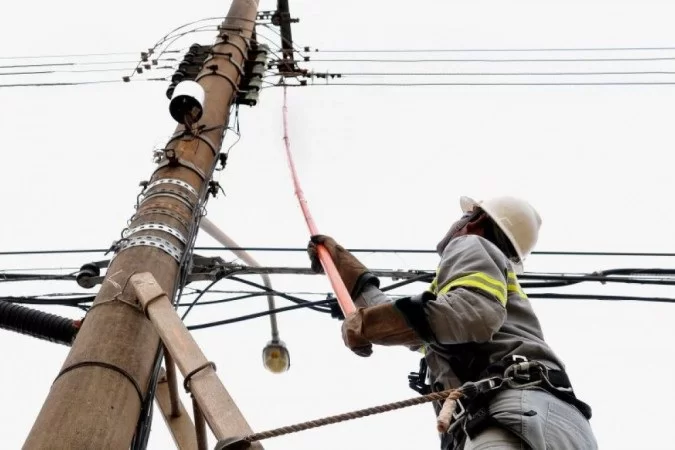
[[0, 300, 79, 346]]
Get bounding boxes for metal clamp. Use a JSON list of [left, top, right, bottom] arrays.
[[215, 30, 250, 58], [203, 52, 245, 77], [155, 156, 207, 181], [146, 178, 198, 199], [167, 130, 218, 156], [113, 235, 183, 263], [195, 67, 239, 93], [139, 190, 194, 212], [130, 207, 189, 230], [124, 222, 188, 245]]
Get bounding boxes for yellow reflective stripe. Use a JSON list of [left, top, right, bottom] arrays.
[[508, 284, 528, 300], [438, 272, 507, 306], [427, 268, 440, 294], [507, 271, 528, 300], [427, 277, 438, 295]]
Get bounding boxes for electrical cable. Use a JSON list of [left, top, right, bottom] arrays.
[[527, 293, 675, 303], [0, 273, 76, 282], [297, 56, 675, 63], [177, 292, 267, 307], [0, 301, 79, 345], [304, 46, 675, 53], [180, 276, 227, 320], [0, 60, 174, 70], [185, 290, 675, 331], [0, 79, 166, 88], [127, 15, 263, 81], [520, 271, 675, 287], [6, 267, 675, 312], [2, 247, 675, 257], [0, 295, 94, 307], [0, 66, 175, 77], [0, 51, 155, 60], [143, 25, 221, 77], [4, 45, 675, 61], [228, 276, 332, 313], [309, 71, 675, 77], [282, 81, 675, 87], [186, 298, 335, 330]]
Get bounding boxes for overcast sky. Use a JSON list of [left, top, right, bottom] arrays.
[[2, 0, 675, 449]]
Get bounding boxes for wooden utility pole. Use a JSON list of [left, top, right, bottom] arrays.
[[24, 1, 260, 448]]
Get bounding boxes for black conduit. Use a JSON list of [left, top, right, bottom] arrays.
[[0, 300, 78, 346]]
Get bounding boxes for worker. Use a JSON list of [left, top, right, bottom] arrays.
[[307, 195, 597, 450]]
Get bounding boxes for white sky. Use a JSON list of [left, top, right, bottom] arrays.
[[2, 0, 675, 448]]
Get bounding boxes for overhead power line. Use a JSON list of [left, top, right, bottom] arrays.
[[316, 71, 675, 77], [0, 60, 175, 70], [304, 46, 675, 53], [0, 79, 166, 88], [301, 56, 675, 63], [5, 45, 675, 61], [285, 81, 675, 87], [0, 51, 163, 60], [2, 247, 675, 257], [184, 290, 675, 331], [0, 66, 175, 77]]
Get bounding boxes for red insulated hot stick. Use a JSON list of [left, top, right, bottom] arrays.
[[281, 86, 356, 316]]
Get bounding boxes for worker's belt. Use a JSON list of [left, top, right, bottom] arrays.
[[441, 355, 592, 448], [479, 355, 592, 420]]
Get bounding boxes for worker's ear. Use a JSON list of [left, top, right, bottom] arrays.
[[463, 211, 490, 236]]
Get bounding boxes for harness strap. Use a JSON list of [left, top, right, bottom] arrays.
[[440, 357, 593, 449], [481, 356, 592, 420]]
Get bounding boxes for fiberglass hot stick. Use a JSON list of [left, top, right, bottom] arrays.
[[281, 85, 355, 316]]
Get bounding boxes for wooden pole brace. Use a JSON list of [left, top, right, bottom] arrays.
[[130, 272, 263, 449], [155, 367, 198, 450]]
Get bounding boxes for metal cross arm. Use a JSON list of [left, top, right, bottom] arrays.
[[130, 272, 264, 450]]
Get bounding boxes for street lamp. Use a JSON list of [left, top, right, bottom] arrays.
[[200, 217, 290, 373], [262, 339, 290, 374]]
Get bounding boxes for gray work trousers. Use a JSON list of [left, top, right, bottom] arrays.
[[458, 388, 597, 450]]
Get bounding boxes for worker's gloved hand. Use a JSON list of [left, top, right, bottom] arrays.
[[341, 304, 424, 357], [342, 309, 374, 357], [307, 235, 380, 296]]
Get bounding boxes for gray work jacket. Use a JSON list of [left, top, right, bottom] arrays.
[[357, 234, 565, 391]]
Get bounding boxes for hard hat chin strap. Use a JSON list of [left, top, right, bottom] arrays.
[[483, 219, 520, 263], [437, 209, 520, 263], [436, 210, 483, 255]]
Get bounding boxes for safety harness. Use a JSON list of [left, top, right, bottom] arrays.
[[409, 355, 592, 449]]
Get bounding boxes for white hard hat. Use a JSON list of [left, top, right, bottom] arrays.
[[460, 195, 542, 261]]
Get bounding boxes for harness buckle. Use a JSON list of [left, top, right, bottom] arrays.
[[477, 376, 503, 392], [507, 355, 533, 381], [452, 398, 466, 421], [452, 376, 504, 422], [511, 354, 528, 363]]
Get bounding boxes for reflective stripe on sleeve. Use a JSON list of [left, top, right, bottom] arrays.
[[507, 271, 528, 300], [437, 272, 508, 306], [427, 277, 439, 295]]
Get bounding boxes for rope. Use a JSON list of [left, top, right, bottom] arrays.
[[241, 387, 463, 443]]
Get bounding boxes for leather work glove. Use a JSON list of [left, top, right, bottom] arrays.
[[307, 235, 379, 296], [342, 303, 424, 357]]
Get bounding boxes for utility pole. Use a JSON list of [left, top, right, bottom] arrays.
[[24, 1, 259, 448]]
